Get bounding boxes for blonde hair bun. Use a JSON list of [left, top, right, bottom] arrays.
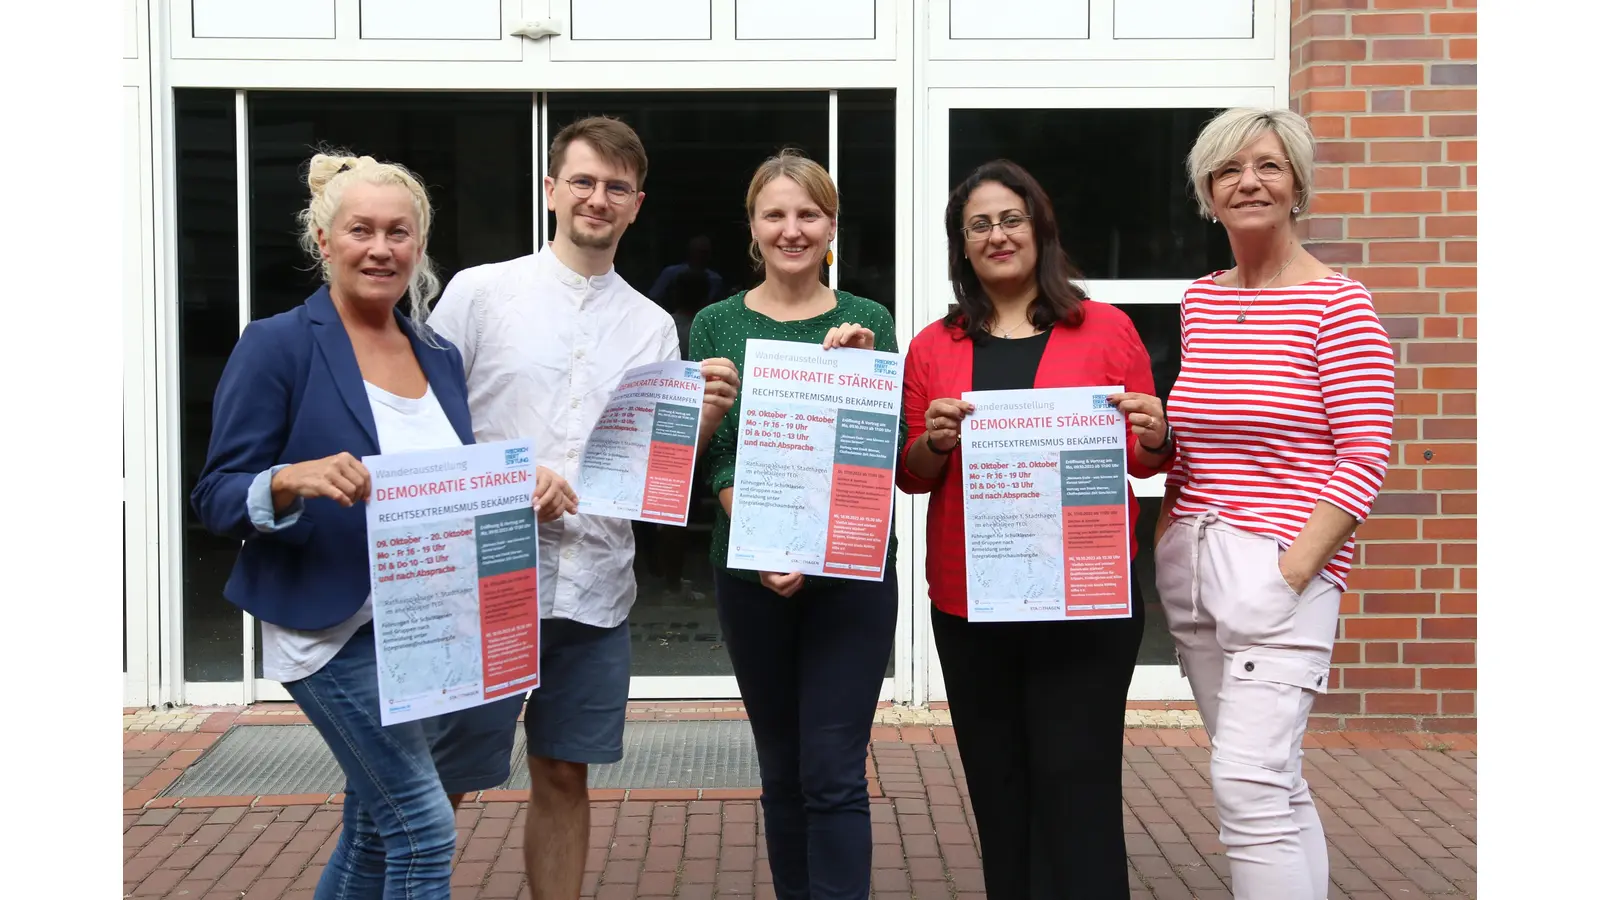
[[305, 153, 377, 200]]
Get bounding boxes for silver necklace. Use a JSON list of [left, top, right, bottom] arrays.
[[1234, 254, 1296, 323]]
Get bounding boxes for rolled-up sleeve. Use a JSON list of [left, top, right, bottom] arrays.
[[1313, 288, 1396, 521], [247, 465, 304, 532]]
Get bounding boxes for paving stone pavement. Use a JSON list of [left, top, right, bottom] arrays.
[[123, 719, 1476, 900]]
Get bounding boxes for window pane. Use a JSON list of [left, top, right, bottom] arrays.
[[838, 89, 896, 318], [547, 91, 837, 679], [175, 88, 244, 682], [948, 108, 1233, 280], [242, 91, 535, 677], [1117, 303, 1181, 405], [247, 91, 535, 322]]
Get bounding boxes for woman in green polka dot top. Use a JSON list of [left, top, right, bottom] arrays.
[[686, 149, 899, 898]]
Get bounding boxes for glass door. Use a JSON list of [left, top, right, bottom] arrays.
[[920, 86, 1275, 702], [173, 87, 904, 704]]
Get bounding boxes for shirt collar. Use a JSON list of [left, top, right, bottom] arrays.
[[539, 244, 616, 292]]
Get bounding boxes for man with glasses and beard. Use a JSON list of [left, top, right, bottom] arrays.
[[429, 116, 739, 900]]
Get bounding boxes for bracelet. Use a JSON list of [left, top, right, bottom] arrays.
[[925, 432, 957, 456], [1139, 424, 1174, 456]]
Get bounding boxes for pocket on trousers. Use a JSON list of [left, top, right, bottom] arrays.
[[1222, 651, 1328, 772]]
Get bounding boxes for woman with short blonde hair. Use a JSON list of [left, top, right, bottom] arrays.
[[1156, 108, 1396, 900]]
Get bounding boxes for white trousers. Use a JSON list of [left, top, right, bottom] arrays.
[[1155, 513, 1340, 900]]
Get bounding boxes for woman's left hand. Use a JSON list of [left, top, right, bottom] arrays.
[[700, 357, 740, 420], [822, 322, 875, 351], [1107, 391, 1168, 451]]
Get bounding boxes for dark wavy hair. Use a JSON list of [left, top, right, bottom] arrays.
[[943, 159, 1087, 341]]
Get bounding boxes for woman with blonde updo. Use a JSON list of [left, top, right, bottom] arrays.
[[191, 151, 532, 899]]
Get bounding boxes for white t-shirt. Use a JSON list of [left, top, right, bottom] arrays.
[[428, 246, 681, 629], [260, 382, 464, 683]]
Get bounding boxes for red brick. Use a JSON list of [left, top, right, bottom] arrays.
[[1374, 0, 1447, 6], [1357, 517, 1418, 540], [1351, 115, 1425, 138], [1308, 114, 1348, 139], [1406, 340, 1474, 363], [1461, 315, 1476, 338], [1430, 11, 1476, 32], [1443, 240, 1475, 263], [1438, 540, 1475, 562], [1440, 692, 1475, 715], [1350, 216, 1421, 239], [1380, 466, 1416, 490], [1366, 692, 1439, 715], [1459, 567, 1477, 588], [1370, 191, 1443, 214], [1422, 716, 1476, 732], [1440, 493, 1477, 516], [1341, 667, 1418, 690], [1446, 139, 1476, 162], [1426, 165, 1461, 188], [1344, 717, 1419, 732], [1362, 542, 1437, 566], [1423, 418, 1476, 440], [1353, 13, 1426, 33], [1439, 592, 1476, 615], [1418, 367, 1475, 391], [1403, 641, 1474, 665], [1420, 567, 1455, 590], [1307, 217, 1345, 240], [1444, 290, 1476, 313], [1421, 617, 1476, 639], [1422, 316, 1459, 337], [1422, 518, 1475, 540], [1447, 191, 1476, 213], [1316, 191, 1369, 213], [1368, 241, 1439, 263], [1316, 140, 1367, 164], [1303, 90, 1370, 113], [1332, 641, 1362, 664], [1347, 266, 1419, 288], [1305, 39, 1370, 62], [1314, 166, 1346, 190], [1306, 242, 1364, 264], [1351, 64, 1427, 85], [1343, 617, 1419, 639], [1449, 37, 1476, 59], [1372, 39, 1446, 60], [1411, 89, 1476, 112], [1430, 115, 1476, 137], [1349, 166, 1423, 189], [1364, 641, 1399, 663], [1314, 692, 1361, 715], [1369, 141, 1442, 163], [1361, 592, 1438, 615]]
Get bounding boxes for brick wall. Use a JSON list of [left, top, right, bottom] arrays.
[[1289, 0, 1477, 732]]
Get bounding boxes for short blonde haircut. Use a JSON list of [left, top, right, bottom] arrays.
[[296, 150, 442, 324], [744, 149, 838, 268], [1186, 107, 1316, 221]]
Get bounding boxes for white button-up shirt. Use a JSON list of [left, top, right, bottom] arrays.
[[429, 246, 680, 629]]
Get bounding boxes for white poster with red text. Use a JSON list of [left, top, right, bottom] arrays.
[[363, 439, 541, 725], [727, 339, 903, 581], [960, 387, 1132, 622]]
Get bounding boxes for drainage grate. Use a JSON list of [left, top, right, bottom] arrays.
[[161, 720, 761, 798]]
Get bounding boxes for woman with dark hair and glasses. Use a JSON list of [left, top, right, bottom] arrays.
[[896, 159, 1174, 898]]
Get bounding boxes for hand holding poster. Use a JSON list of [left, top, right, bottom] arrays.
[[364, 439, 541, 725], [960, 387, 1131, 622], [728, 339, 903, 580], [576, 360, 706, 526]]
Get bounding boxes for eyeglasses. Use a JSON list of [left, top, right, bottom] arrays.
[[961, 214, 1032, 242], [559, 176, 638, 205], [1212, 158, 1291, 188]]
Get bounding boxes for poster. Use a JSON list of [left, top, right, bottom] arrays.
[[727, 339, 903, 581], [363, 438, 541, 725], [576, 360, 706, 526], [960, 387, 1132, 622]]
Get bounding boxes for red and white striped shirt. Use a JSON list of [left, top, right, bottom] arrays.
[[1166, 272, 1395, 589]]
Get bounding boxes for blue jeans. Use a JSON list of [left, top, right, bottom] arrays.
[[715, 570, 898, 900], [283, 623, 457, 900]]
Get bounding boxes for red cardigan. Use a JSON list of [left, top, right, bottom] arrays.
[[897, 300, 1169, 619]]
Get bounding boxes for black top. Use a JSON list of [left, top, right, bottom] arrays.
[[971, 330, 1051, 393]]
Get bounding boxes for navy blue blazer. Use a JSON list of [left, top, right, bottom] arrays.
[[190, 287, 475, 631]]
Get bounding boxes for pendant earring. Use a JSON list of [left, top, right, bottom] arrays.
[[825, 249, 834, 267]]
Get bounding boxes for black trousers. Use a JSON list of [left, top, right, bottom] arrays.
[[715, 570, 898, 900], [931, 583, 1146, 900]]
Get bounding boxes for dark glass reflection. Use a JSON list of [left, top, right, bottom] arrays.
[[175, 89, 244, 682], [1116, 303, 1181, 405], [838, 89, 896, 317], [949, 108, 1234, 280], [1134, 496, 1177, 666], [246, 91, 535, 322]]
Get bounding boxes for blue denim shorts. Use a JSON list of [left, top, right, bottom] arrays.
[[522, 617, 632, 765]]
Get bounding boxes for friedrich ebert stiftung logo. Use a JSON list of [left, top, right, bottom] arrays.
[[685, 366, 700, 379], [874, 358, 899, 377], [504, 445, 530, 467]]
